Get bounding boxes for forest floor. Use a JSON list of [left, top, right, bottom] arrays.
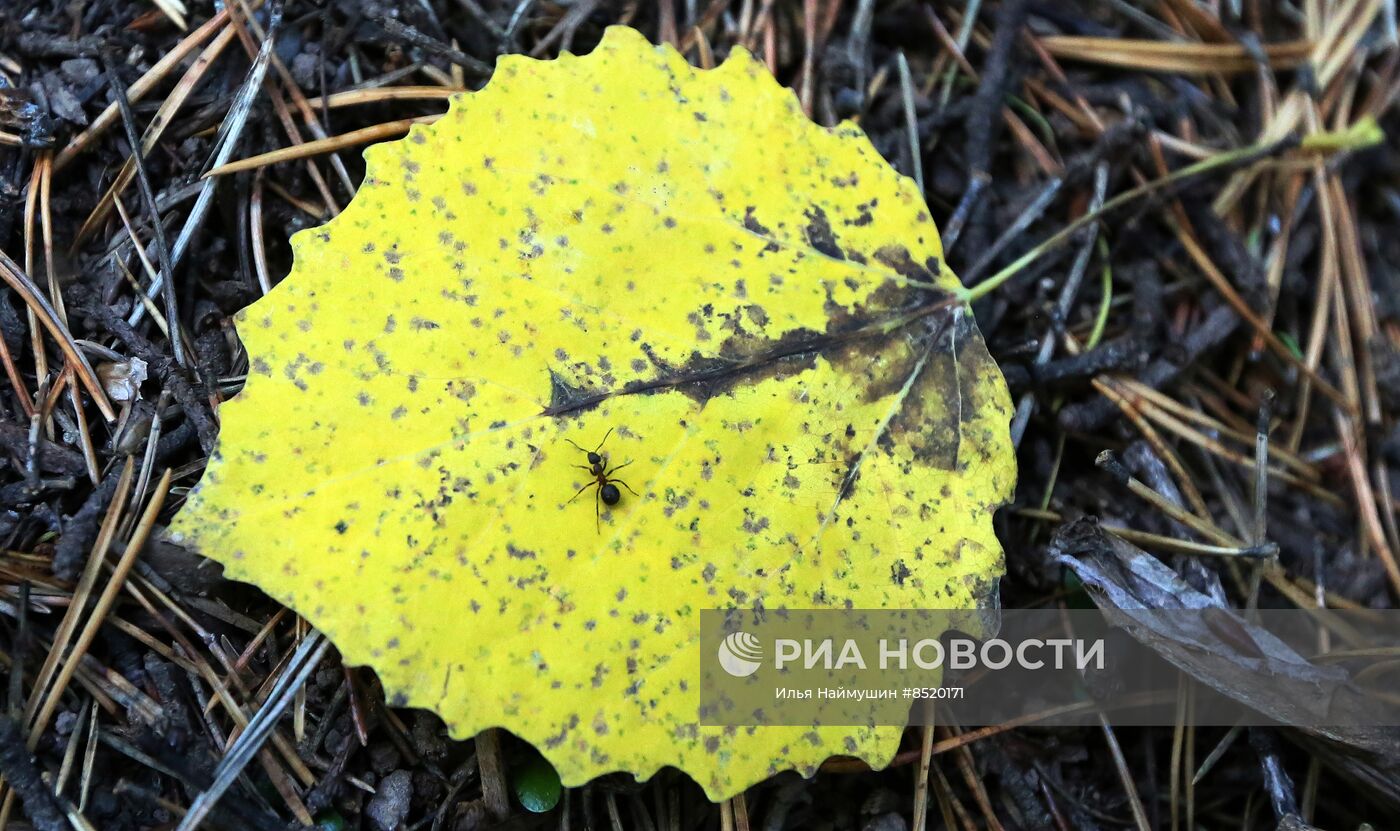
[[1, 0, 1399, 829]]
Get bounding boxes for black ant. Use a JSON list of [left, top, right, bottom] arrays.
[[565, 428, 637, 531]]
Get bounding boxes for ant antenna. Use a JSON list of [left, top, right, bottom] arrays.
[[565, 427, 614, 455]]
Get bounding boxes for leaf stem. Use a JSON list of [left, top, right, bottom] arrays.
[[1085, 238, 1113, 349]]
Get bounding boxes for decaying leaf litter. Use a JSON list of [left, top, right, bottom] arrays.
[[1, 0, 1399, 829]]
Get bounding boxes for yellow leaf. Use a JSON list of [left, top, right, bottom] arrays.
[[169, 26, 1015, 799]]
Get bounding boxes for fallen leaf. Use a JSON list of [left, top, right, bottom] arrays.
[[1052, 519, 1400, 811], [168, 27, 1014, 799]]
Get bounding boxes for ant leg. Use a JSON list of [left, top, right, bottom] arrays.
[[611, 478, 639, 496], [594, 485, 602, 532], [574, 464, 595, 472], [604, 460, 633, 477], [567, 481, 596, 504]]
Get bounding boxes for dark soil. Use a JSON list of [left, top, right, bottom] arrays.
[[1, 1, 1399, 829]]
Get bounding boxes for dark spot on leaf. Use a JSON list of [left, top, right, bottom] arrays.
[[548, 369, 601, 414], [742, 207, 770, 236], [802, 206, 843, 260]]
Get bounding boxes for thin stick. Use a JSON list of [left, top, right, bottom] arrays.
[[896, 52, 923, 192], [22, 457, 135, 732], [949, 729, 1004, 831], [22, 160, 47, 387], [0, 298, 34, 417], [74, 23, 239, 247], [104, 60, 187, 368], [1335, 410, 1400, 596], [0, 249, 115, 421], [912, 725, 934, 831], [965, 140, 1286, 302], [206, 116, 440, 177], [28, 469, 170, 748], [39, 152, 63, 324], [67, 381, 99, 486], [172, 632, 328, 831], [130, 0, 284, 327], [249, 170, 272, 294], [1173, 223, 1349, 409], [227, 0, 350, 205], [303, 85, 462, 109], [1099, 713, 1151, 831], [113, 197, 175, 340], [1040, 36, 1312, 73], [1096, 451, 1242, 547], [54, 7, 243, 172]]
